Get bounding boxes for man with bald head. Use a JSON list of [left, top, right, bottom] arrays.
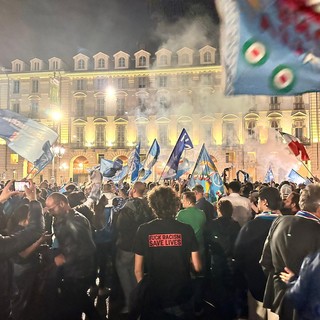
[[115, 181, 154, 315], [45, 192, 100, 319]]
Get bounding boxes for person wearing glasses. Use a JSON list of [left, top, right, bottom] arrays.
[[45, 192, 101, 320]]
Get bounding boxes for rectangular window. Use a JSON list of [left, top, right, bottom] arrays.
[[10, 153, 19, 164], [158, 124, 169, 146], [116, 124, 126, 148], [137, 124, 147, 147], [97, 153, 105, 164], [180, 75, 189, 87], [95, 125, 105, 147], [13, 81, 20, 94], [30, 101, 39, 117], [159, 76, 167, 87], [76, 99, 85, 117], [225, 151, 235, 163], [12, 102, 20, 113], [116, 97, 125, 116], [31, 80, 39, 93], [117, 78, 126, 89], [75, 126, 85, 147], [76, 79, 85, 91], [138, 77, 147, 88], [201, 73, 213, 85], [96, 98, 105, 117], [96, 78, 107, 91]]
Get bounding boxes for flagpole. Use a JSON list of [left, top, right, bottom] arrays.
[[189, 144, 205, 181], [158, 130, 184, 183], [298, 159, 316, 180]]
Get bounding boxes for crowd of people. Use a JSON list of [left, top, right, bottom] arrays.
[[0, 175, 319, 320]]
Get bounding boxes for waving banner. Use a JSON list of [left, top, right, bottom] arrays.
[[0, 109, 58, 171], [217, 0, 320, 95], [140, 139, 160, 182]]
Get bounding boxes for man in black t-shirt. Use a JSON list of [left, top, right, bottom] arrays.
[[133, 186, 201, 319]]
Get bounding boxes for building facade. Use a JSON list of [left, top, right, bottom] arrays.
[[0, 45, 316, 184]]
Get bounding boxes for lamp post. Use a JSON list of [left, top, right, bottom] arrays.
[[51, 145, 65, 184]]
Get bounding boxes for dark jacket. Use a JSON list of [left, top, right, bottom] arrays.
[[286, 250, 320, 320], [116, 197, 154, 252], [260, 214, 320, 319], [0, 200, 44, 320], [234, 213, 278, 301], [196, 197, 217, 222], [53, 209, 96, 279]]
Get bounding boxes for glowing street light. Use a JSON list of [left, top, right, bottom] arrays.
[[51, 144, 65, 184]]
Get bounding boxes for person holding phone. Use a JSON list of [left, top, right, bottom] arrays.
[[0, 180, 44, 320]]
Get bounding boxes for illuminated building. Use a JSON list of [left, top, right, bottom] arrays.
[[0, 46, 315, 184]]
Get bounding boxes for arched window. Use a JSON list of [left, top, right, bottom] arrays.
[[270, 119, 280, 130], [118, 57, 125, 68], [78, 59, 85, 69], [138, 56, 146, 66], [181, 54, 189, 64], [98, 58, 105, 68], [204, 52, 212, 63], [159, 55, 167, 65]]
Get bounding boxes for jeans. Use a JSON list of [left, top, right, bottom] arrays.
[[115, 248, 137, 313]]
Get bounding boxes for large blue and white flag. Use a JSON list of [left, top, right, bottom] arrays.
[[264, 165, 275, 183], [140, 139, 160, 182], [287, 168, 312, 185], [127, 142, 141, 183], [217, 0, 320, 95], [100, 158, 123, 178], [161, 128, 193, 180], [0, 109, 58, 171], [188, 144, 224, 202]]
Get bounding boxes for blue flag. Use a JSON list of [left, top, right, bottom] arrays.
[[264, 166, 275, 183], [0, 109, 58, 171], [127, 143, 141, 183], [100, 158, 123, 178], [217, 0, 320, 95], [140, 139, 160, 182], [287, 169, 311, 185], [161, 128, 193, 180], [188, 144, 224, 202]]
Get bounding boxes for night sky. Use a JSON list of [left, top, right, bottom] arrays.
[[0, 0, 219, 67]]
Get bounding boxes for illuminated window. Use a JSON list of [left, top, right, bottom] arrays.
[[75, 126, 85, 147], [76, 99, 85, 117], [158, 123, 169, 146], [116, 97, 125, 116], [270, 119, 280, 130], [95, 125, 105, 147], [137, 124, 147, 147], [10, 154, 19, 164], [116, 124, 126, 147], [96, 98, 105, 117]]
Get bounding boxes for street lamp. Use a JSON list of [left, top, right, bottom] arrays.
[[51, 145, 65, 184]]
